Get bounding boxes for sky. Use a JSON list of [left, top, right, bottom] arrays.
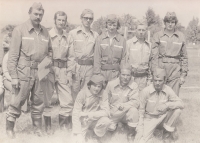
[[0, 0, 200, 30]]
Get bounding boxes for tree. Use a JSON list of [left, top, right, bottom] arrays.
[[92, 17, 107, 35], [145, 8, 163, 37], [65, 23, 77, 33], [186, 17, 200, 44], [175, 23, 185, 33], [120, 14, 137, 30]]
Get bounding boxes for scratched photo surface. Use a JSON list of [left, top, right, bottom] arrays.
[[0, 0, 200, 143]]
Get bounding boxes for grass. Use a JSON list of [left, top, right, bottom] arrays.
[[0, 48, 200, 143]]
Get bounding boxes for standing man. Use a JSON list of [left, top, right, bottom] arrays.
[[94, 14, 126, 81], [126, 19, 152, 91], [134, 68, 184, 143], [6, 3, 52, 138], [72, 74, 110, 143], [68, 9, 98, 99], [106, 63, 139, 142], [45, 11, 74, 132], [151, 12, 188, 95]]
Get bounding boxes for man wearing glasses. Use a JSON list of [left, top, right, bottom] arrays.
[[93, 14, 126, 82], [151, 12, 188, 96], [68, 9, 98, 99]]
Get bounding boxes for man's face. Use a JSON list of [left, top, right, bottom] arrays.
[[107, 22, 118, 34], [136, 25, 147, 39], [90, 83, 103, 95], [81, 13, 93, 28], [29, 8, 44, 25], [153, 76, 165, 92], [119, 69, 132, 86], [165, 20, 176, 31], [55, 15, 67, 29]]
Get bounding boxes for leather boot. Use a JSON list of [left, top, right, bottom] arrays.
[[127, 126, 136, 143], [59, 114, 68, 130], [163, 129, 172, 143], [6, 119, 15, 139], [44, 116, 53, 135], [32, 117, 43, 137]]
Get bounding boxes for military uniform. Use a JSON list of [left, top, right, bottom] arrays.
[[72, 75, 110, 140], [106, 77, 139, 130], [68, 26, 98, 98], [94, 32, 126, 81], [7, 18, 52, 132], [126, 36, 151, 91]]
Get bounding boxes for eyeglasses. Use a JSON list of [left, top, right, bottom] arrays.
[[83, 17, 93, 21]]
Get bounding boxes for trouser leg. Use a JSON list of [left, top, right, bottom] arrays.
[[166, 78, 181, 96], [93, 117, 111, 137]]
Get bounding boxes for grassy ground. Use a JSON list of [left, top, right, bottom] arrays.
[[0, 48, 200, 143]]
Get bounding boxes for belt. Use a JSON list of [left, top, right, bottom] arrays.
[[53, 60, 67, 68], [132, 71, 148, 77], [144, 114, 162, 119], [18, 59, 39, 69], [101, 64, 120, 71], [159, 56, 180, 63], [75, 58, 93, 65]]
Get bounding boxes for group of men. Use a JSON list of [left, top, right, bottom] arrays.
[[0, 2, 188, 143]]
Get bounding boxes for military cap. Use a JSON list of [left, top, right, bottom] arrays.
[[107, 14, 118, 23], [120, 63, 132, 72], [164, 12, 178, 23], [81, 9, 94, 17], [31, 2, 44, 11], [137, 19, 148, 27], [153, 68, 166, 78], [90, 74, 106, 85], [165, 12, 176, 17]]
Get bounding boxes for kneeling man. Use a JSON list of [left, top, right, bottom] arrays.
[[134, 68, 184, 143], [72, 74, 110, 143], [106, 63, 139, 142]]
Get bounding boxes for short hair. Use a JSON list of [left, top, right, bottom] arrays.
[[54, 11, 67, 24], [87, 80, 107, 90], [163, 14, 178, 25], [28, 7, 44, 14], [106, 21, 121, 30]]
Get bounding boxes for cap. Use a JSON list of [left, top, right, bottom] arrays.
[[164, 12, 178, 23], [90, 74, 106, 85], [137, 19, 148, 27], [107, 14, 118, 23], [120, 63, 132, 72], [30, 2, 44, 12], [165, 12, 176, 17], [153, 68, 166, 78], [81, 9, 93, 17]]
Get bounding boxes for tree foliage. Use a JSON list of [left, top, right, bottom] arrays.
[[186, 17, 200, 44]]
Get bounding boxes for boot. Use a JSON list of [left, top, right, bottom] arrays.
[[44, 116, 53, 135], [6, 119, 15, 139], [32, 117, 43, 137], [162, 129, 172, 143], [59, 114, 68, 130], [127, 126, 136, 143]]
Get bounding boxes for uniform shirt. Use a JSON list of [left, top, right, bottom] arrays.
[[72, 87, 109, 134], [93, 32, 126, 74], [49, 27, 75, 73], [139, 84, 184, 118], [151, 29, 188, 75], [2, 52, 11, 81], [126, 36, 151, 78], [106, 78, 139, 113], [8, 20, 52, 79]]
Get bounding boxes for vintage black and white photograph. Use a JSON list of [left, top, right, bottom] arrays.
[[0, 0, 199, 143]]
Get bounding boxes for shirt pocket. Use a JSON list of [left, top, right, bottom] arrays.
[[146, 99, 156, 113], [21, 37, 35, 56], [169, 42, 182, 57], [159, 40, 167, 55], [17, 64, 30, 80], [74, 39, 84, 53], [113, 45, 123, 59], [100, 44, 109, 56], [40, 38, 49, 55]]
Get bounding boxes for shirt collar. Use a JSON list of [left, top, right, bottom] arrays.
[[113, 78, 135, 90], [149, 84, 168, 94], [102, 31, 120, 42], [161, 28, 180, 38], [131, 36, 150, 45], [26, 19, 43, 32], [76, 25, 94, 36], [49, 26, 67, 38]]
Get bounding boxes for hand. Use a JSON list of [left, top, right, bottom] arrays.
[[118, 104, 124, 111], [180, 76, 185, 85], [156, 103, 168, 112], [11, 78, 19, 89]]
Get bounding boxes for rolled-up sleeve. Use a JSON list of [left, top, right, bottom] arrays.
[[8, 27, 21, 79]]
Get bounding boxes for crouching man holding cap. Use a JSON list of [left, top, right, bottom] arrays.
[[134, 68, 184, 143], [72, 74, 110, 143], [106, 63, 139, 142]]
